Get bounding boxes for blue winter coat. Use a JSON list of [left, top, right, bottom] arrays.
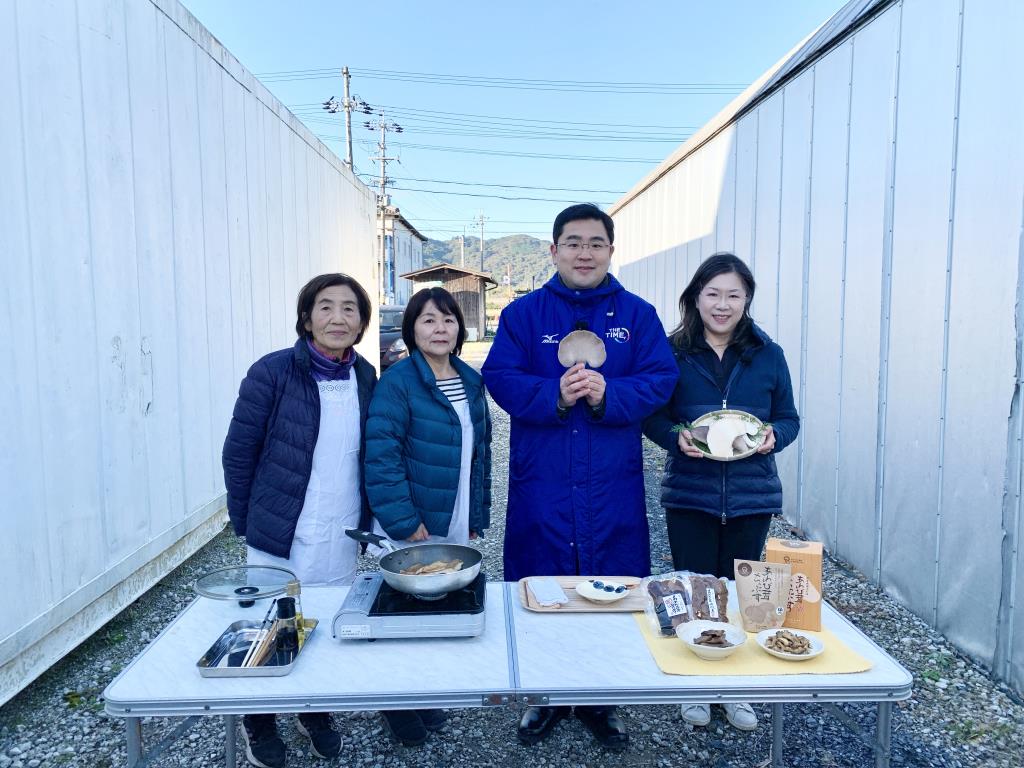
[[482, 274, 679, 581], [642, 324, 799, 521], [222, 339, 377, 558], [364, 351, 491, 540]]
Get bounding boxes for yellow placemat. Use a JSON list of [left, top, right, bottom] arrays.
[[633, 615, 873, 676]]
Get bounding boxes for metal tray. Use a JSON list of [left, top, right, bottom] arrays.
[[197, 618, 318, 677]]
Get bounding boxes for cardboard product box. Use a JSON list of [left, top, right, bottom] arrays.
[[765, 538, 823, 631]]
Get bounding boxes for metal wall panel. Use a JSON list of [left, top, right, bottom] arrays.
[[2, 0, 377, 705], [940, 0, 1024, 674], [878, 0, 961, 613], [751, 94, 784, 339], [714, 124, 738, 254], [801, 43, 854, 549], [836, 6, 899, 571], [775, 77, 814, 525], [732, 115, 758, 268]]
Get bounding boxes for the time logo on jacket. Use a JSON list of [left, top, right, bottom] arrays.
[[605, 327, 631, 343]]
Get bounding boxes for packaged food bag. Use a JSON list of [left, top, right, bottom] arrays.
[[643, 571, 729, 637], [765, 538, 823, 631], [734, 559, 792, 632]]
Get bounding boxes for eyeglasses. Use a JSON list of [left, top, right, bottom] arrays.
[[557, 242, 610, 254]]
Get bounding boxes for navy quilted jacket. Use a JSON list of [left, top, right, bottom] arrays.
[[642, 324, 799, 521], [222, 339, 377, 558], [364, 350, 491, 540]]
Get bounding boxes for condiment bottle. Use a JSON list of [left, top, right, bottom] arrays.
[[286, 579, 305, 648], [275, 597, 299, 664]]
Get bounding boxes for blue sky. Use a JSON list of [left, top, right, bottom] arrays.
[[179, 1, 847, 242]]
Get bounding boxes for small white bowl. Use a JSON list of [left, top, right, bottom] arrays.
[[676, 620, 747, 661], [574, 579, 630, 603], [755, 628, 825, 661]]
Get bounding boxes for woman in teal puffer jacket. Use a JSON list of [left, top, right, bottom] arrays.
[[364, 287, 491, 747], [365, 285, 491, 544]]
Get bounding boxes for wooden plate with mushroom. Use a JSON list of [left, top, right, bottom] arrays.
[[686, 410, 767, 461]]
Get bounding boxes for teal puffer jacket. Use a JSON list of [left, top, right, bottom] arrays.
[[365, 350, 491, 540]]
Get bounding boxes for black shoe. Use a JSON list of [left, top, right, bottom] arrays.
[[517, 706, 570, 746], [297, 712, 342, 758], [574, 706, 628, 751], [242, 714, 286, 768], [417, 708, 447, 732], [381, 710, 428, 746]]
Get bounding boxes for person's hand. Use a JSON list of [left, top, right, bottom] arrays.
[[756, 425, 776, 454], [559, 362, 589, 407], [469, 530, 479, 540], [583, 369, 606, 407], [406, 523, 429, 542], [677, 429, 705, 459]]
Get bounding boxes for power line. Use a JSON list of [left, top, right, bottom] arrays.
[[355, 174, 625, 195], [288, 102, 698, 132], [257, 66, 746, 94], [344, 138, 661, 163], [384, 185, 615, 204]]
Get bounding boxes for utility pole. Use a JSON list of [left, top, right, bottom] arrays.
[[459, 226, 465, 268], [476, 212, 488, 273], [322, 67, 372, 170], [341, 66, 354, 168], [365, 112, 403, 304]]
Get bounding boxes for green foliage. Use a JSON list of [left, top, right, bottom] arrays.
[[423, 235, 553, 289]]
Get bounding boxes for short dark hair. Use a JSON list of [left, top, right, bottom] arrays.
[[402, 287, 468, 357], [552, 203, 614, 245], [670, 253, 757, 353], [295, 273, 372, 343]]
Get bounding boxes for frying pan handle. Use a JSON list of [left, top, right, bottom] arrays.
[[344, 528, 395, 552]]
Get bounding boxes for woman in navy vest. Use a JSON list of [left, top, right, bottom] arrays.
[[643, 253, 799, 733], [223, 273, 377, 768], [364, 286, 491, 746]]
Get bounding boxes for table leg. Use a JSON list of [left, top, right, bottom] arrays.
[[224, 714, 238, 767], [875, 701, 893, 768], [125, 717, 142, 768], [771, 703, 785, 768]]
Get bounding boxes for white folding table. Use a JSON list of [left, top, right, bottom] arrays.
[[104, 582, 912, 767]]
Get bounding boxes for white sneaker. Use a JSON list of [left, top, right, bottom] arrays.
[[680, 702, 711, 726], [721, 702, 757, 731]]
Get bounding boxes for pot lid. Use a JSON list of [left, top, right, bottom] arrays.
[[194, 565, 296, 601]]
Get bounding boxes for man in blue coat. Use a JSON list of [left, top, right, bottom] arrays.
[[482, 204, 678, 750]]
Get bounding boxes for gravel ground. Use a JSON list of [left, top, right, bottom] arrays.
[[3, 345, 1022, 767]]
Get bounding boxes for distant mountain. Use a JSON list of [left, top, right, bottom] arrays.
[[423, 235, 553, 290]]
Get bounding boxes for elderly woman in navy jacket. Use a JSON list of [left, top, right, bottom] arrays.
[[364, 286, 491, 745], [643, 253, 799, 734], [222, 273, 376, 768]]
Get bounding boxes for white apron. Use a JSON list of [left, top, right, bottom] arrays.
[[371, 398, 473, 552], [248, 377, 362, 586]]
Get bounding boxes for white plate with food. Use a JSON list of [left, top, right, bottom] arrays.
[[755, 628, 825, 661], [685, 410, 768, 461], [575, 578, 630, 604]]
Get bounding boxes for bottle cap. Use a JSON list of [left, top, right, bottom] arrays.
[[277, 596, 296, 619]]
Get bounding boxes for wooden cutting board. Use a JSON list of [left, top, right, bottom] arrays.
[[517, 576, 647, 613]]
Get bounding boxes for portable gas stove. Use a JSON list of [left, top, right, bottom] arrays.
[[331, 571, 486, 639]]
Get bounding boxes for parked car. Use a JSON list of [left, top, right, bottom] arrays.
[[379, 304, 407, 370]]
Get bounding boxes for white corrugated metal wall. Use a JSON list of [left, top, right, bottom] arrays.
[[0, 0, 378, 705], [612, 0, 1024, 693]]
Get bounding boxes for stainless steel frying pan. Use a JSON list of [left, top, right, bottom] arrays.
[[345, 529, 482, 597]]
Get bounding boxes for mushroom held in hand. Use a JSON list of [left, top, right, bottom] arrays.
[[557, 330, 607, 368]]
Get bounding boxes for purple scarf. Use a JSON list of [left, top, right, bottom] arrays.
[[306, 339, 356, 381]]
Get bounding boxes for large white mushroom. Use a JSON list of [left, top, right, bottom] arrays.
[[557, 330, 607, 368], [706, 416, 760, 458]]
